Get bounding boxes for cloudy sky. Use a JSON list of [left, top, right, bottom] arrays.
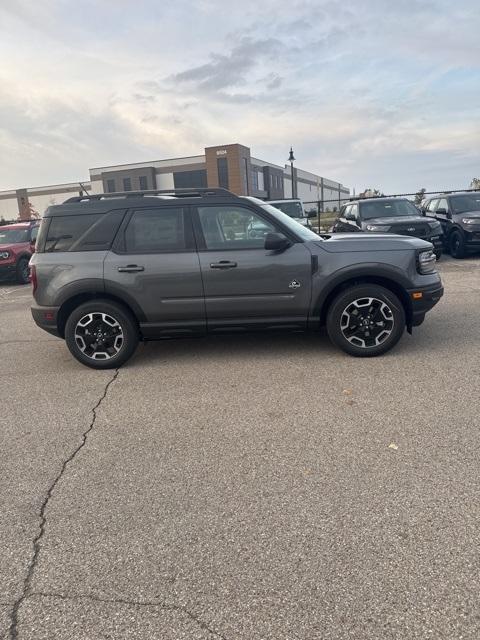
[[0, 0, 479, 194]]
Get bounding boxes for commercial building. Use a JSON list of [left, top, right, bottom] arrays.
[[0, 142, 349, 220]]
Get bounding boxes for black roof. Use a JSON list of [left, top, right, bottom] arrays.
[[428, 191, 479, 199], [353, 197, 409, 205], [44, 188, 240, 217]]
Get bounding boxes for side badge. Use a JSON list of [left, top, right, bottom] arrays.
[[289, 279, 301, 289]]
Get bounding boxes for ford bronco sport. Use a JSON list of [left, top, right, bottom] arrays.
[[30, 189, 443, 368], [0, 220, 39, 284]]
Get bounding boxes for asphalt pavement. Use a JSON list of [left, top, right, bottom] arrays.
[[0, 256, 479, 639]]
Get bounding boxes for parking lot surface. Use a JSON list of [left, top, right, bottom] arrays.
[[1, 256, 479, 639]]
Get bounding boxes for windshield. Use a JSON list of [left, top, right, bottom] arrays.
[[360, 200, 419, 220], [450, 194, 480, 214], [0, 228, 30, 244], [270, 201, 305, 219]]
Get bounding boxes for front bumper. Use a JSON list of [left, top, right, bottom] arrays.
[[0, 262, 16, 278], [407, 282, 444, 327], [31, 304, 61, 337]]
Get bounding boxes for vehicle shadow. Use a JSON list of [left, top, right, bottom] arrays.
[[126, 302, 478, 368]]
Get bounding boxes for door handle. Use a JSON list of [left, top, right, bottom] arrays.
[[117, 265, 145, 273], [210, 261, 237, 269]]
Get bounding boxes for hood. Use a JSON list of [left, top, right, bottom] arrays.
[[313, 232, 432, 253], [459, 210, 480, 219], [362, 215, 428, 226]]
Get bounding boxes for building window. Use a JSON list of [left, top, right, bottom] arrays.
[[123, 177, 132, 192], [217, 158, 229, 189], [139, 176, 148, 191], [258, 171, 264, 191], [252, 171, 259, 191], [243, 158, 249, 193], [106, 179, 115, 193], [173, 169, 208, 189]]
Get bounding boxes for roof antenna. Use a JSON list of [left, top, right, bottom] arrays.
[[78, 182, 89, 196]]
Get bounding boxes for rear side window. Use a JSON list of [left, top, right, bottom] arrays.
[[44, 211, 125, 252], [124, 208, 187, 253]]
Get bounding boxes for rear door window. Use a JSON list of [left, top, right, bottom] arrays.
[[123, 208, 190, 253], [44, 211, 125, 252]]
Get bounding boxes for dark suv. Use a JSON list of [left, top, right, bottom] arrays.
[[30, 189, 443, 368], [333, 198, 443, 259], [421, 192, 480, 258]]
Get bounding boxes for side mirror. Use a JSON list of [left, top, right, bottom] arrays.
[[264, 232, 291, 252], [307, 211, 317, 219], [436, 207, 447, 215], [30, 239, 36, 251], [345, 212, 356, 221]]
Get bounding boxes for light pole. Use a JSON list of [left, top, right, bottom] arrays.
[[288, 147, 296, 199]]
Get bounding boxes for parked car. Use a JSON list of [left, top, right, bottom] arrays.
[[332, 198, 443, 259], [0, 220, 39, 284], [421, 192, 480, 258], [267, 199, 311, 227], [30, 188, 443, 368]]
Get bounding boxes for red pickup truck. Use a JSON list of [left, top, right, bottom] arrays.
[[0, 220, 39, 284]]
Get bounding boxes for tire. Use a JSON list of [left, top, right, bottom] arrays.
[[15, 256, 30, 285], [326, 285, 406, 357], [449, 230, 466, 258], [65, 299, 139, 369]]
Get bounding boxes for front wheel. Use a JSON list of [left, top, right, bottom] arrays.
[[65, 300, 139, 369], [449, 230, 466, 258], [326, 285, 406, 357], [16, 257, 30, 284]]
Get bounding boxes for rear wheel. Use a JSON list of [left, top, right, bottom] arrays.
[[65, 300, 139, 369], [326, 285, 406, 357], [15, 256, 30, 284], [449, 230, 466, 258]]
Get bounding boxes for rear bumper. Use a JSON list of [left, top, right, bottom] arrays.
[[31, 304, 62, 337], [407, 282, 444, 326]]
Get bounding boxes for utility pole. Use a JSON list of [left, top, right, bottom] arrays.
[[288, 147, 296, 199]]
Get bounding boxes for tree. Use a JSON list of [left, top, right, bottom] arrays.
[[470, 178, 480, 190], [18, 198, 40, 221], [414, 188, 426, 205], [359, 188, 384, 198]]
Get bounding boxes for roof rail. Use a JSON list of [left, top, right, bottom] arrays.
[[64, 188, 237, 203]]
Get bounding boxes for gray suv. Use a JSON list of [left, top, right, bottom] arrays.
[[30, 189, 443, 368]]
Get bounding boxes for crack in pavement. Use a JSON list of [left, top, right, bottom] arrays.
[[7, 369, 120, 640], [29, 592, 229, 639]]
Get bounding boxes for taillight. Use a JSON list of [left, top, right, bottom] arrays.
[[30, 264, 38, 294]]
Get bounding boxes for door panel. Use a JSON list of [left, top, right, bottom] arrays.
[[194, 204, 312, 329], [104, 206, 205, 335]]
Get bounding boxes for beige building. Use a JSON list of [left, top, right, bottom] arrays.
[[1, 142, 349, 220]]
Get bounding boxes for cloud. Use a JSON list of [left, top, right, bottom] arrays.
[[170, 37, 282, 91], [0, 0, 479, 193]]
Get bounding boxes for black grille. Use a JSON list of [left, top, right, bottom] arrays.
[[392, 224, 430, 238]]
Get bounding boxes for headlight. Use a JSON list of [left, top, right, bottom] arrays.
[[462, 218, 478, 225], [0, 251, 10, 259], [366, 224, 390, 232], [418, 249, 436, 274]]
